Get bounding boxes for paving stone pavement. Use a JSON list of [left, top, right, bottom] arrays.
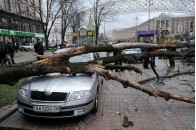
[[0, 52, 195, 130]]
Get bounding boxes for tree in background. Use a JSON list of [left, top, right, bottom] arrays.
[[26, 0, 68, 49], [60, 0, 82, 43], [89, 0, 116, 45]]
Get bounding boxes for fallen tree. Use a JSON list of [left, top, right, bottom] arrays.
[[0, 43, 195, 104]]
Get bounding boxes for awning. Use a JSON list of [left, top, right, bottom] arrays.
[[136, 30, 157, 36], [35, 33, 45, 38], [0, 29, 43, 38], [0, 29, 10, 35], [14, 31, 35, 37]]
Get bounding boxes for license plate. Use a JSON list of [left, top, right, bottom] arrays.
[[33, 106, 60, 113]]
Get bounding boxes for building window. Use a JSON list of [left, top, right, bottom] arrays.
[[30, 9, 36, 18], [156, 20, 160, 29], [4, 0, 11, 11], [15, 21, 22, 31], [25, 23, 30, 32], [15, 2, 21, 14], [31, 0, 34, 5], [166, 20, 169, 28], [24, 6, 29, 17]]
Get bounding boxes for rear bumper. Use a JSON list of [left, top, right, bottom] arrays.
[[17, 99, 94, 118]]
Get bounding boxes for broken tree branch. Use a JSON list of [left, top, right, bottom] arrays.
[[85, 64, 194, 104]]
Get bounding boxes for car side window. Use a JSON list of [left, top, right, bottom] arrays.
[[94, 53, 100, 59]]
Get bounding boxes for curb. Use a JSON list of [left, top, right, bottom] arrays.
[[0, 104, 18, 123]]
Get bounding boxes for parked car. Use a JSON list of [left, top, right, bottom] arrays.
[[19, 43, 35, 51], [49, 44, 55, 48], [66, 44, 76, 48], [17, 48, 103, 118], [123, 48, 142, 63]]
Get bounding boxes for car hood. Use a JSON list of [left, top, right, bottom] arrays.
[[27, 74, 96, 92]]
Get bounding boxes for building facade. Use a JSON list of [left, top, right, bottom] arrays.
[[112, 13, 195, 43], [0, 0, 44, 46], [48, 27, 61, 48]]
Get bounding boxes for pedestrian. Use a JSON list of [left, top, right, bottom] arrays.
[[60, 41, 67, 49], [6, 39, 15, 64], [114, 41, 123, 72], [167, 47, 176, 68], [141, 46, 150, 69], [13, 41, 19, 52], [150, 47, 157, 67], [34, 40, 45, 60], [0, 38, 6, 65]]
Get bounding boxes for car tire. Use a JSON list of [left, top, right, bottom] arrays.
[[92, 95, 98, 113]]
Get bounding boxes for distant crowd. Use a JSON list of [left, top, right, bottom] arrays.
[[0, 38, 19, 65]]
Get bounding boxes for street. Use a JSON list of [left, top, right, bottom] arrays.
[[0, 51, 195, 130]]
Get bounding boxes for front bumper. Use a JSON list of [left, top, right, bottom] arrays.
[[17, 99, 94, 118]]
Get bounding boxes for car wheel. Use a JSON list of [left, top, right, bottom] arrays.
[[92, 95, 98, 113]]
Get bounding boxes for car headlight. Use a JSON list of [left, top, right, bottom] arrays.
[[19, 88, 28, 98], [70, 90, 92, 101]]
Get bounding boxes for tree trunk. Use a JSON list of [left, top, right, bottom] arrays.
[[95, 26, 99, 45], [0, 44, 194, 104]]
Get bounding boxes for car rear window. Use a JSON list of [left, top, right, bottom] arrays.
[[69, 53, 93, 63]]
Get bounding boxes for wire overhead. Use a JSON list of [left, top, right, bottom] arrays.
[[91, 0, 195, 15]]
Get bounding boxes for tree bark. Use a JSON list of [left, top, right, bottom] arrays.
[[0, 44, 194, 104]]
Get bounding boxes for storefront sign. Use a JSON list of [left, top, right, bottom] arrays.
[[72, 32, 77, 37], [137, 30, 157, 36], [0, 29, 36, 37], [0, 29, 10, 35], [87, 31, 93, 36]]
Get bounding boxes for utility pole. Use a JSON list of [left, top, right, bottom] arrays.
[[61, 0, 64, 44], [135, 17, 138, 41], [104, 22, 106, 41], [148, 0, 153, 30]]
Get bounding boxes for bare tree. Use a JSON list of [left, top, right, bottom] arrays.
[[26, 0, 67, 49], [60, 0, 79, 43], [89, 0, 116, 45]]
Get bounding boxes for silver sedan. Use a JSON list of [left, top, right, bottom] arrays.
[[17, 49, 102, 118]]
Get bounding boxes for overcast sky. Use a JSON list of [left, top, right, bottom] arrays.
[[83, 0, 194, 33], [99, 12, 192, 33]]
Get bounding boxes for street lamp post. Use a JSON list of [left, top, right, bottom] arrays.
[[148, 0, 153, 30], [134, 17, 138, 42]]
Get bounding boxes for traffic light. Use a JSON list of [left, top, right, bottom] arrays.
[[190, 21, 193, 32]]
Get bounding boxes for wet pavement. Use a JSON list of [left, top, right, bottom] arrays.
[[0, 51, 195, 130]]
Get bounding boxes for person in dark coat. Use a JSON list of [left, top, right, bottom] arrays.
[[167, 47, 176, 68], [114, 41, 123, 72], [150, 47, 157, 67], [13, 41, 19, 52], [141, 46, 150, 69], [34, 40, 45, 60], [0, 38, 6, 65], [6, 39, 15, 64]]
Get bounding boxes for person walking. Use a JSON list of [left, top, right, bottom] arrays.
[[0, 38, 6, 65], [34, 40, 45, 60], [6, 39, 15, 64], [114, 41, 123, 72], [13, 41, 19, 52], [142, 46, 150, 69], [150, 47, 157, 67], [167, 47, 176, 68]]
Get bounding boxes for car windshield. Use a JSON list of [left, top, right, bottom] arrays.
[[69, 53, 93, 63], [124, 48, 141, 54], [25, 43, 30, 46]]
